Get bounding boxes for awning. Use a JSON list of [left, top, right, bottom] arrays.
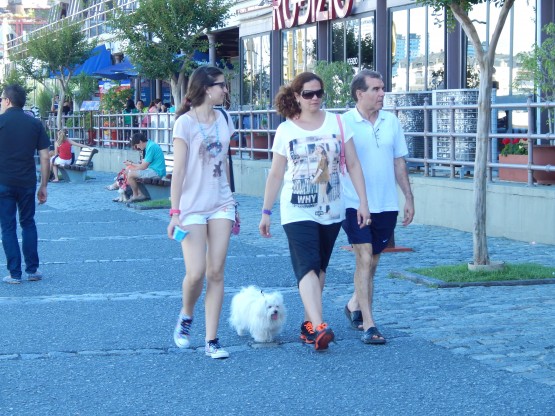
[[93, 56, 137, 80], [50, 44, 112, 78], [74, 44, 112, 76]]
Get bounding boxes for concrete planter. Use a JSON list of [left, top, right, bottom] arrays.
[[532, 145, 555, 185], [498, 154, 528, 182], [246, 133, 271, 160]]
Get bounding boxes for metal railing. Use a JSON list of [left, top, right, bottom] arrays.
[[43, 100, 555, 186]]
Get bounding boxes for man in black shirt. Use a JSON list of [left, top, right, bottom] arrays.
[[0, 84, 50, 284]]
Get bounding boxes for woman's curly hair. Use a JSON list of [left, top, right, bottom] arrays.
[[274, 72, 324, 119]]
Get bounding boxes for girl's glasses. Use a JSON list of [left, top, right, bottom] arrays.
[[212, 82, 227, 89], [300, 89, 324, 100]]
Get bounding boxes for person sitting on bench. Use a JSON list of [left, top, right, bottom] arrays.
[[125, 132, 166, 202], [50, 129, 88, 182]]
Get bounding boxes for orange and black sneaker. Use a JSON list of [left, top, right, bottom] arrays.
[[300, 321, 316, 344], [314, 323, 334, 351]]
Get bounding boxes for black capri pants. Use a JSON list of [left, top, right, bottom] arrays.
[[283, 220, 342, 285]]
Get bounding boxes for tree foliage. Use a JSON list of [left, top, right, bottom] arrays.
[[99, 84, 135, 114], [514, 23, 555, 132], [69, 73, 99, 110], [10, 21, 97, 128], [0, 67, 33, 97], [109, 0, 231, 106], [421, 0, 508, 30], [314, 61, 354, 108]]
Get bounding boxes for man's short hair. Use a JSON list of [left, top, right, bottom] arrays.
[[3, 84, 26, 108], [130, 132, 147, 146], [350, 70, 383, 103]]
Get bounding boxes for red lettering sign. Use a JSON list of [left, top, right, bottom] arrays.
[[273, 0, 354, 30]]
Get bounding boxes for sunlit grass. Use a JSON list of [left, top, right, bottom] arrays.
[[133, 199, 170, 209], [408, 263, 555, 283]]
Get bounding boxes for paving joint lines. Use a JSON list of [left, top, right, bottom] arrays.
[[0, 284, 347, 305], [0, 338, 405, 362]]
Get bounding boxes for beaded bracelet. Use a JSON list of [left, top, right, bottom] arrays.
[[262, 209, 272, 215]]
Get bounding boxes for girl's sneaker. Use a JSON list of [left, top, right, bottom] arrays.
[[205, 338, 229, 359], [173, 314, 192, 348]]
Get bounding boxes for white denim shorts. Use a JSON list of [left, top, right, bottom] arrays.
[[181, 204, 235, 226]]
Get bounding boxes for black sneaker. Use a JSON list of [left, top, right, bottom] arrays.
[[300, 321, 316, 344]]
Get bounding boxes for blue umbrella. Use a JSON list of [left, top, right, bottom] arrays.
[[93, 57, 137, 80]]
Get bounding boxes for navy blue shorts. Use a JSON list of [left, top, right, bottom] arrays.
[[283, 221, 342, 285], [342, 209, 398, 254]]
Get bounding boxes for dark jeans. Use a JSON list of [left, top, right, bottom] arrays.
[[0, 184, 39, 278]]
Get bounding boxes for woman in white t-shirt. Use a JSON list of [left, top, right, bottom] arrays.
[[258, 71, 370, 351], [167, 66, 235, 359]]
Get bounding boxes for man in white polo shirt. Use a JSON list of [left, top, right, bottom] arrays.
[[341, 69, 414, 344]]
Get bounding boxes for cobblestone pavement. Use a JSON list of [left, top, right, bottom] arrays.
[[1, 171, 554, 415]]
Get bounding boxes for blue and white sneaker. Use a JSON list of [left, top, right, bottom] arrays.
[[3, 276, 21, 284], [205, 338, 229, 359], [173, 314, 192, 348], [27, 270, 43, 281]]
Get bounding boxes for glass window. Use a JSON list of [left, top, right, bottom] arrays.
[[408, 7, 426, 91], [391, 9, 408, 91], [331, 14, 374, 71], [332, 21, 345, 62], [511, 1, 537, 96], [282, 25, 317, 84], [242, 34, 271, 109], [360, 16, 374, 69], [391, 5, 445, 92], [466, 0, 536, 95], [427, 7, 445, 89]]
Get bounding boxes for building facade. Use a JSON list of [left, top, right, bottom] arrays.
[[2, 0, 554, 131]]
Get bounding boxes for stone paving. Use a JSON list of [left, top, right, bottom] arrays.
[[1, 171, 554, 414]]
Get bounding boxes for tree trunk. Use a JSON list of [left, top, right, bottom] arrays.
[[56, 86, 66, 131], [170, 71, 186, 111], [472, 60, 493, 265]]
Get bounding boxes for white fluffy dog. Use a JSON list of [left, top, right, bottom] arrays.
[[229, 286, 286, 343]]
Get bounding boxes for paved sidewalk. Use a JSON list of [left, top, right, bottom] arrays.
[[0, 171, 554, 415]]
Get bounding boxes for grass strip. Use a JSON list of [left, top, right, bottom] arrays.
[[133, 199, 170, 209], [408, 263, 555, 283]]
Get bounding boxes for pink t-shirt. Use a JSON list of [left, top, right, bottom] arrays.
[[172, 110, 235, 217]]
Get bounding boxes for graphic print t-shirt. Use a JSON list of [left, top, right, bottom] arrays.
[[272, 111, 353, 225]]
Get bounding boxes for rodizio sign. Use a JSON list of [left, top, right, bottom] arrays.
[[273, 0, 354, 30]]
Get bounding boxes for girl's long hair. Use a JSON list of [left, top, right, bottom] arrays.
[[56, 129, 67, 146], [175, 66, 224, 120]]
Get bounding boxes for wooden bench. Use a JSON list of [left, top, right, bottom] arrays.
[[138, 154, 174, 200], [58, 147, 99, 182]]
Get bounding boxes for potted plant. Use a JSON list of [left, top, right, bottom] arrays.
[[498, 138, 528, 182]]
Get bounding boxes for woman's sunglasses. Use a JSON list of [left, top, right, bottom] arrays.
[[300, 89, 324, 100]]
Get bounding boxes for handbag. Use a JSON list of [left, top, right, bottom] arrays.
[[336, 113, 346, 174], [231, 204, 240, 235]]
